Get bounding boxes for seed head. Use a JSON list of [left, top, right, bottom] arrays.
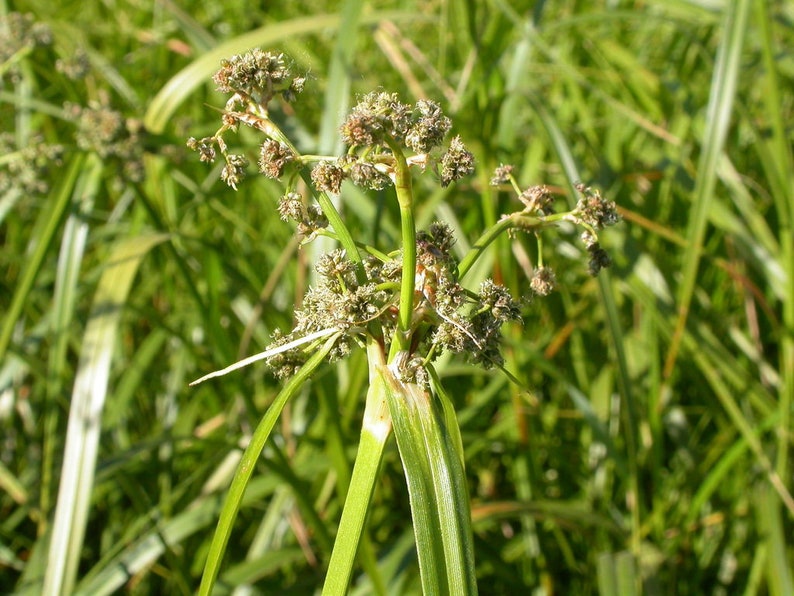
[[220, 154, 248, 190], [340, 91, 412, 148], [518, 185, 554, 214], [573, 184, 620, 229], [439, 136, 474, 187], [187, 136, 217, 163], [311, 160, 345, 194], [349, 160, 391, 190], [258, 139, 294, 178], [405, 100, 451, 153], [213, 49, 302, 106], [530, 266, 557, 297], [490, 164, 514, 186], [587, 243, 612, 276]]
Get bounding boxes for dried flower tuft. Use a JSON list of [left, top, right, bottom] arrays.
[[530, 267, 557, 297], [213, 49, 303, 106], [258, 139, 295, 178], [490, 164, 514, 186], [439, 136, 474, 187]]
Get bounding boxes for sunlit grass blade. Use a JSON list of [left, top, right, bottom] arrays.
[[664, 0, 752, 378], [189, 327, 340, 385], [755, 485, 794, 596], [41, 154, 103, 534], [597, 551, 639, 596], [42, 233, 169, 596], [752, 0, 794, 486], [0, 155, 84, 364]]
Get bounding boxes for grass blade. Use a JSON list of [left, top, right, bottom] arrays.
[[664, 0, 752, 378], [0, 155, 84, 364], [197, 331, 342, 596], [43, 233, 169, 596]]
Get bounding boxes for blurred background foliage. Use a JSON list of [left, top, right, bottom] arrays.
[[1, 0, 792, 594]]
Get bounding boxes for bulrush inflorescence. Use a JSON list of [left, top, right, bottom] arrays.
[[188, 49, 619, 384], [188, 48, 622, 596]]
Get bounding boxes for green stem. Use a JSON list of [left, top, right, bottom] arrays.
[[387, 140, 416, 359], [322, 341, 391, 595], [458, 212, 547, 280], [248, 109, 365, 281]]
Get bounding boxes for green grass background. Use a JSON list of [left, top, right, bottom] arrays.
[[2, 0, 792, 594]]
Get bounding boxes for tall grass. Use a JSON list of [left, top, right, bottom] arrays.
[[1, 0, 791, 594]]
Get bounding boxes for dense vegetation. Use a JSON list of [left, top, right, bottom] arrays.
[[1, 1, 792, 594]]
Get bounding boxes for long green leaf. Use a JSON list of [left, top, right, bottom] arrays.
[[43, 233, 169, 596], [41, 154, 103, 535], [0, 155, 84, 364], [380, 362, 477, 596], [197, 331, 342, 596], [664, 0, 751, 377]]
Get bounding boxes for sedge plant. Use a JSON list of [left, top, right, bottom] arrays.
[[187, 49, 619, 595]]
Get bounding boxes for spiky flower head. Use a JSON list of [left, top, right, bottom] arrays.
[[213, 49, 304, 106], [439, 136, 474, 187], [405, 100, 451, 153], [258, 139, 295, 179], [490, 164, 514, 186], [573, 183, 620, 229]]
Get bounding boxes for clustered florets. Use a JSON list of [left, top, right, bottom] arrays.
[[277, 192, 328, 238], [265, 248, 390, 378], [265, 224, 521, 380], [1, 12, 52, 84], [310, 160, 345, 194], [572, 183, 621, 229], [518, 185, 555, 215], [491, 165, 621, 290], [439, 136, 475, 188], [188, 50, 474, 195], [220, 154, 248, 191], [569, 183, 620, 275], [258, 139, 295, 179], [65, 102, 145, 182], [188, 49, 621, 383], [212, 49, 305, 106], [329, 92, 474, 192], [0, 133, 63, 196]]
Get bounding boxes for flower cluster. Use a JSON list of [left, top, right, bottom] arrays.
[[414, 224, 521, 370], [0, 12, 52, 83], [0, 133, 63, 196], [492, 165, 621, 292], [277, 192, 328, 238], [212, 49, 305, 107], [65, 102, 145, 181], [309, 92, 474, 193], [189, 49, 619, 385], [56, 47, 90, 80], [569, 184, 620, 275], [187, 50, 305, 190], [265, 249, 390, 378], [265, 222, 521, 381]]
